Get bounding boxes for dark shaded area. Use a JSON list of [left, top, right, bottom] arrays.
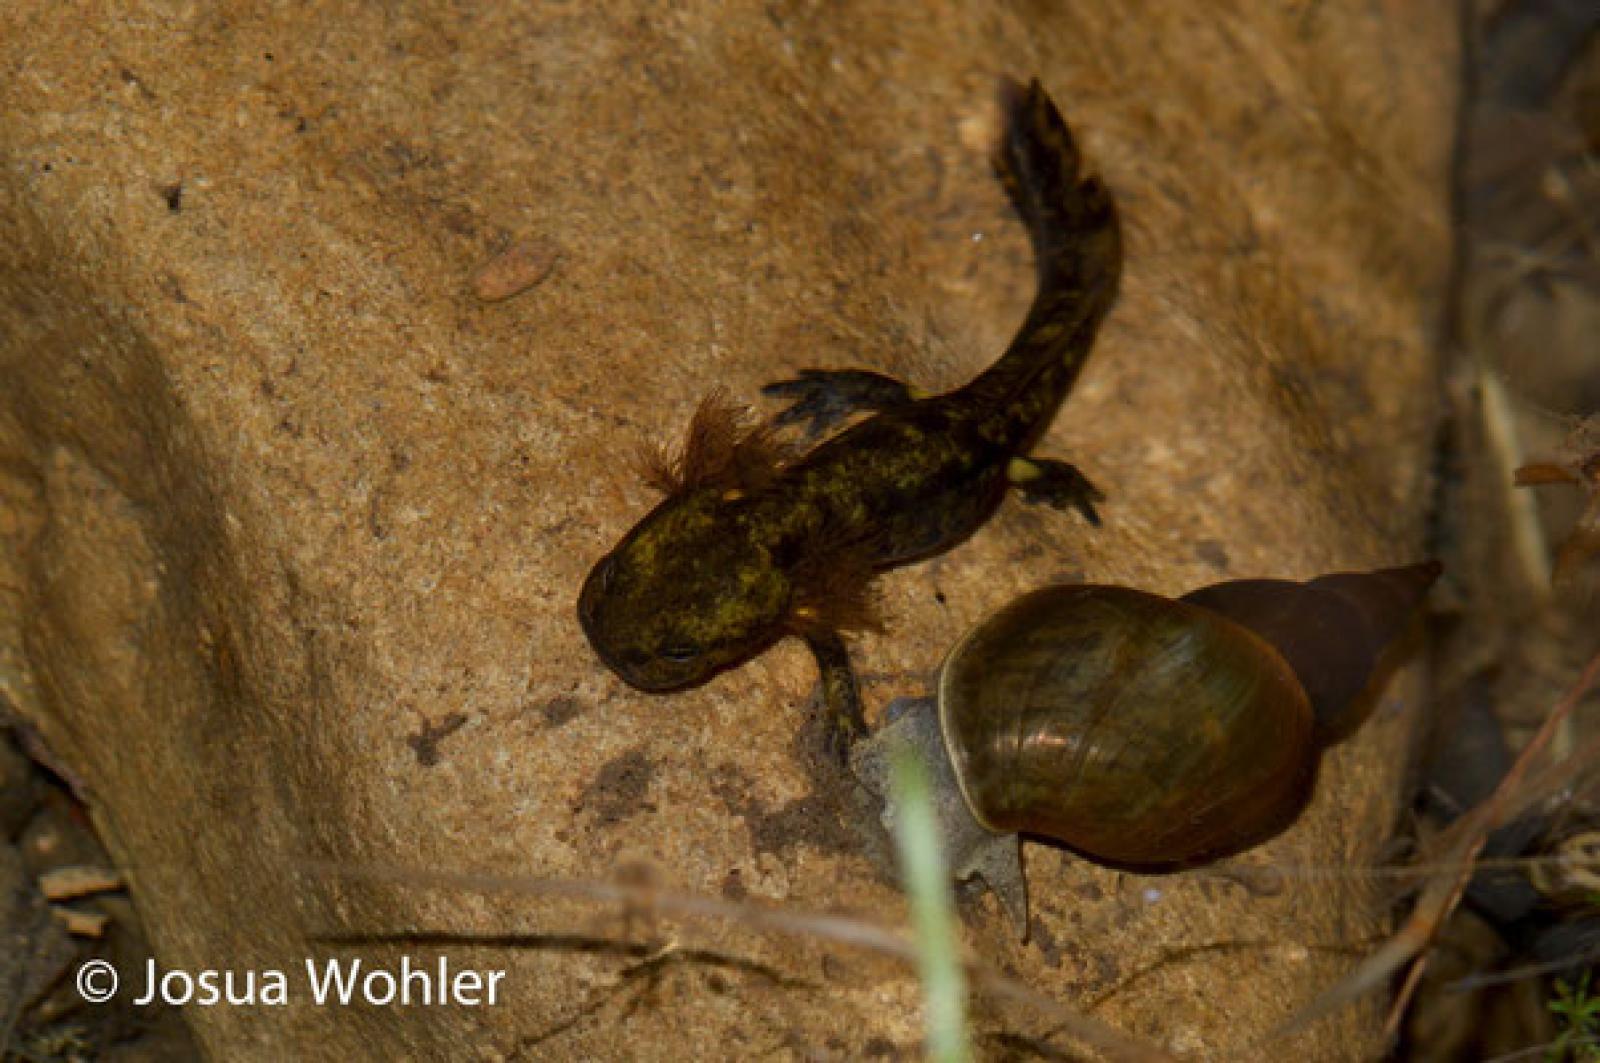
[[709, 761, 858, 861], [1408, 0, 1600, 1056], [0, 725, 198, 1061], [405, 711, 468, 766], [574, 750, 658, 827]]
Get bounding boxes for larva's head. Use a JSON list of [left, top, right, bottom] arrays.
[[578, 488, 791, 691]]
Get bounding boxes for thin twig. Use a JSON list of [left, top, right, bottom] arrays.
[[1265, 648, 1600, 1044], [1382, 647, 1600, 1036], [1446, 941, 1600, 992], [298, 859, 1178, 1063], [1483, 1033, 1600, 1063]]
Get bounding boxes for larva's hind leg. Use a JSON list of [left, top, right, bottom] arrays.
[[1008, 456, 1104, 525], [761, 369, 920, 440]]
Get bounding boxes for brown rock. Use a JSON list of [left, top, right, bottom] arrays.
[[0, 2, 1454, 1058]]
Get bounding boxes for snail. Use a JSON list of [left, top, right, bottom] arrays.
[[851, 561, 1440, 936]]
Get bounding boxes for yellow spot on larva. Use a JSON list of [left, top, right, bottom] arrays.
[[722, 489, 744, 501], [1007, 458, 1040, 483]]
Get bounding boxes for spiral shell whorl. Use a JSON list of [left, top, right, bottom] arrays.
[[1179, 561, 1440, 742], [938, 585, 1318, 866]]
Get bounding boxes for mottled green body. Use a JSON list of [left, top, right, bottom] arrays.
[[579, 79, 1122, 753]]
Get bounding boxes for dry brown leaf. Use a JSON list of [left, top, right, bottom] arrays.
[[39, 864, 124, 901], [1516, 415, 1600, 582], [52, 906, 110, 938], [470, 237, 561, 302]]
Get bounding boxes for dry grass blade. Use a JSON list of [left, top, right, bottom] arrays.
[[1480, 368, 1555, 594], [1266, 648, 1600, 1044], [298, 860, 1179, 1063]]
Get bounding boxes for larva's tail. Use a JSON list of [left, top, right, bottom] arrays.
[[957, 78, 1122, 435], [993, 78, 1121, 299]]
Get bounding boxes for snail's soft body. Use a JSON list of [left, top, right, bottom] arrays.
[[852, 562, 1439, 935]]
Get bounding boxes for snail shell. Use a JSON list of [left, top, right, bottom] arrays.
[[852, 561, 1440, 936], [941, 584, 1317, 866]]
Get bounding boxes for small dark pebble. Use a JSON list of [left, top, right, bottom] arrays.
[[539, 696, 584, 728], [1193, 539, 1230, 571]]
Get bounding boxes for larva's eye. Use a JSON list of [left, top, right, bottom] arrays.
[[660, 644, 701, 664]]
